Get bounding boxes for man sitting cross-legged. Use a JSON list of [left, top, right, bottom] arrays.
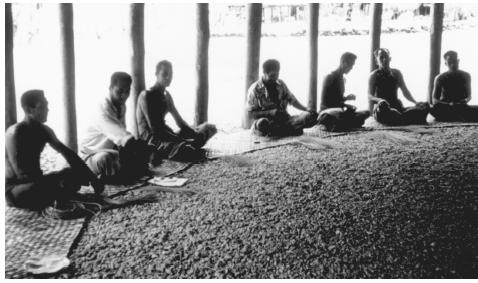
[[136, 60, 217, 162], [5, 90, 104, 212], [81, 72, 153, 183], [430, 50, 478, 122], [317, 52, 370, 131], [369, 48, 430, 126], [247, 59, 318, 137]]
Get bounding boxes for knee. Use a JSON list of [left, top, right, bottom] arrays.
[[87, 151, 121, 178], [304, 111, 319, 126], [252, 118, 273, 136]]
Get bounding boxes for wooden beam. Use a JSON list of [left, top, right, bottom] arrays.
[[194, 3, 209, 126], [242, 3, 262, 129], [5, 3, 17, 130], [129, 4, 145, 135], [428, 4, 444, 103], [59, 3, 78, 152], [369, 3, 382, 112], [307, 3, 319, 111]]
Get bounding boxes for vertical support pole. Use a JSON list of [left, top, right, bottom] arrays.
[[5, 3, 17, 130], [129, 3, 145, 135], [307, 3, 319, 111], [428, 3, 444, 103], [59, 3, 78, 151], [242, 3, 262, 129], [194, 3, 209, 126], [369, 3, 382, 112]]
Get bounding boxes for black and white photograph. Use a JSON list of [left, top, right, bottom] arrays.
[[3, 0, 478, 279]]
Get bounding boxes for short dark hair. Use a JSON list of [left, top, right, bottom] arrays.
[[21, 89, 45, 111], [340, 52, 357, 65], [155, 60, 172, 75], [262, 59, 280, 73], [110, 72, 132, 88], [374, 48, 390, 58], [443, 50, 458, 60]]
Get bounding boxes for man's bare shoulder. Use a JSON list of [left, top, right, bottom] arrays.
[[5, 121, 49, 141]]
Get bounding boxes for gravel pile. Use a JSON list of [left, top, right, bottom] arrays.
[[51, 127, 477, 278]]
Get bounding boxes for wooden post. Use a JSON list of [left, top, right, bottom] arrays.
[[194, 3, 209, 126], [369, 3, 382, 112], [428, 4, 444, 103], [59, 4, 78, 152], [242, 3, 262, 129], [5, 3, 17, 130], [307, 3, 319, 111], [129, 4, 145, 135]]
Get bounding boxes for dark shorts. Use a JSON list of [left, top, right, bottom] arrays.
[[252, 111, 318, 137], [317, 108, 370, 132], [374, 100, 430, 126], [5, 168, 82, 211], [430, 103, 478, 122], [149, 123, 217, 162]]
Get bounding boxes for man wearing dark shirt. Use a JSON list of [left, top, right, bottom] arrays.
[[369, 48, 430, 126], [246, 59, 318, 137], [5, 90, 104, 211], [317, 52, 370, 131], [430, 50, 478, 122], [136, 60, 217, 161]]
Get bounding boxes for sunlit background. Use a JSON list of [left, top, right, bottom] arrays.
[[10, 3, 478, 141]]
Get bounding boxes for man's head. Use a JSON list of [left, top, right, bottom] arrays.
[[155, 60, 173, 87], [374, 48, 391, 69], [262, 59, 280, 83], [339, 52, 357, 74], [21, 89, 49, 123], [443, 50, 459, 72], [109, 72, 132, 105]]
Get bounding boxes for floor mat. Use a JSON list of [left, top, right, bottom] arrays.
[[204, 126, 361, 158], [5, 207, 85, 278]]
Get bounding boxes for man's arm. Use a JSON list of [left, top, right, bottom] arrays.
[[464, 72, 472, 103], [97, 103, 134, 147], [283, 81, 312, 112], [368, 72, 382, 104], [397, 70, 418, 104], [44, 126, 104, 194], [431, 75, 447, 105], [165, 93, 193, 131]]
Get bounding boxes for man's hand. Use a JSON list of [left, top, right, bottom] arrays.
[[344, 94, 356, 101], [344, 104, 357, 112], [271, 109, 289, 122]]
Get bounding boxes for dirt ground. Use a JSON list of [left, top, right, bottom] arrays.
[[45, 126, 478, 278]]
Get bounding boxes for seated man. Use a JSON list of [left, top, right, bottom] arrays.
[[247, 59, 318, 137], [80, 72, 152, 182], [5, 90, 104, 211], [317, 52, 370, 131], [136, 60, 217, 161], [430, 50, 478, 122], [369, 48, 430, 126]]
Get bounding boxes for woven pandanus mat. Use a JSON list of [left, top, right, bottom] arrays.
[[5, 206, 85, 278], [203, 127, 363, 158]]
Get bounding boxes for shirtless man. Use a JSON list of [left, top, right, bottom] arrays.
[[430, 50, 478, 122], [5, 90, 103, 211], [247, 59, 318, 137], [369, 48, 430, 126], [318, 52, 370, 131], [136, 60, 217, 161]]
